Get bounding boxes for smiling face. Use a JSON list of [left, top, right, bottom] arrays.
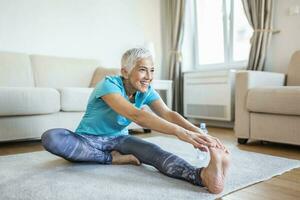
[[122, 57, 154, 93]]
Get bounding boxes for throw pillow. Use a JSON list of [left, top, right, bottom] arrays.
[[89, 67, 120, 88]]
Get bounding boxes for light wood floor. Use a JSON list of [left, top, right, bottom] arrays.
[[0, 127, 299, 200]]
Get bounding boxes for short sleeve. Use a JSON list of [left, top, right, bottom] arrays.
[[95, 76, 122, 99], [144, 86, 161, 106]]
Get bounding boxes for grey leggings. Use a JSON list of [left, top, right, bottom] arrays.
[[41, 128, 203, 186]]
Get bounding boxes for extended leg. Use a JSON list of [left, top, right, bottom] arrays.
[[114, 135, 203, 186]]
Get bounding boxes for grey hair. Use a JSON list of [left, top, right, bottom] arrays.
[[121, 47, 153, 72]]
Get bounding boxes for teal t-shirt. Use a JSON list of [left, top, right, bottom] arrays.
[[75, 75, 160, 136]]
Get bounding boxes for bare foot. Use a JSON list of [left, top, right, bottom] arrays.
[[200, 147, 230, 194], [111, 150, 141, 166]]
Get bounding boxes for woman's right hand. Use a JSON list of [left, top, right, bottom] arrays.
[[176, 130, 216, 152]]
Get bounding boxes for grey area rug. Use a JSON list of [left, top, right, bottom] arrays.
[[0, 136, 299, 200]]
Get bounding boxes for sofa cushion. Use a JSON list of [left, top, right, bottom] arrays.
[[30, 55, 99, 88], [89, 67, 120, 87], [60, 87, 94, 112], [247, 86, 300, 115], [0, 52, 34, 87], [0, 87, 60, 116]]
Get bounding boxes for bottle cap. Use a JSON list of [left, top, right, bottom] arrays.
[[200, 123, 206, 129]]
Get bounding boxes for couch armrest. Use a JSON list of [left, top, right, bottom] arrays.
[[234, 71, 285, 139]]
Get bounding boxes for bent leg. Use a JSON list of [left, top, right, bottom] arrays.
[[114, 135, 203, 186], [41, 128, 112, 164]]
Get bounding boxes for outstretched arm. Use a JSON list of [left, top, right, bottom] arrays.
[[149, 98, 226, 151], [101, 93, 217, 150], [149, 98, 201, 132]]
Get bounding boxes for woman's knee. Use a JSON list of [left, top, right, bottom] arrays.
[[41, 128, 68, 151]]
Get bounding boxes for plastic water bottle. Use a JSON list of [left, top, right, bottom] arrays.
[[196, 123, 209, 163]]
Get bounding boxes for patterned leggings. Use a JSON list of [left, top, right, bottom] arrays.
[[41, 128, 203, 186]]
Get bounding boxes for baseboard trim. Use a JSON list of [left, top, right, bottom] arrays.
[[187, 118, 234, 128]]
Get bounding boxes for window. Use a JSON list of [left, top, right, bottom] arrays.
[[194, 0, 252, 69]]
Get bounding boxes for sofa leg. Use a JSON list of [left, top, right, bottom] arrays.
[[261, 140, 268, 145], [237, 138, 248, 144], [143, 128, 151, 133], [128, 129, 151, 134]]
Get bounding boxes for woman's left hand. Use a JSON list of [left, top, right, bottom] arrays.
[[200, 133, 229, 153]]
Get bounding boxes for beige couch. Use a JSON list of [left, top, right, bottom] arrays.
[[0, 52, 122, 142], [235, 50, 300, 145]]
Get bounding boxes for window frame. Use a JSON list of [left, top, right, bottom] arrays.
[[193, 0, 248, 70]]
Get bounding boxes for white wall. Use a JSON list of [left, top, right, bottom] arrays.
[[0, 0, 163, 78], [266, 0, 300, 73]]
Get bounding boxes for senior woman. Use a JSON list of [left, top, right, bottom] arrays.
[[42, 47, 230, 194]]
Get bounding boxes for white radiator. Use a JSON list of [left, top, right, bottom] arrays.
[[183, 70, 236, 121]]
